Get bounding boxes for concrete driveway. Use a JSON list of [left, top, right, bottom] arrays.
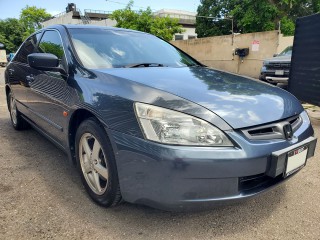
[[0, 67, 319, 240]]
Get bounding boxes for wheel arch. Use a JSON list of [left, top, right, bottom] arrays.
[[5, 85, 11, 110], [68, 108, 96, 165], [68, 108, 109, 166]]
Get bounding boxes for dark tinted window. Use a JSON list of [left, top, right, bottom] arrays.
[[175, 35, 184, 40], [39, 31, 64, 59], [69, 28, 198, 69], [14, 33, 41, 64]]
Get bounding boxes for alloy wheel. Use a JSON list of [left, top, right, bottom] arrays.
[[79, 133, 109, 195], [10, 95, 18, 125]]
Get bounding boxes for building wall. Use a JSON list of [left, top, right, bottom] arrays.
[[42, 12, 81, 28], [42, 12, 117, 28], [174, 26, 197, 40], [172, 31, 292, 78], [87, 19, 117, 27], [277, 35, 294, 53], [42, 8, 197, 40]]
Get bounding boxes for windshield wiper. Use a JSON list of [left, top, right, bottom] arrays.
[[124, 63, 164, 68], [187, 63, 203, 67]]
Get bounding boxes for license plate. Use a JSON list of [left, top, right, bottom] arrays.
[[285, 146, 308, 177], [275, 70, 284, 75]]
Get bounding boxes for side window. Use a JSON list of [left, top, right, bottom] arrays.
[[14, 33, 41, 64], [39, 31, 65, 61]]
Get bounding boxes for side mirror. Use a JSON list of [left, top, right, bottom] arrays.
[[27, 53, 67, 75], [273, 54, 278, 57]]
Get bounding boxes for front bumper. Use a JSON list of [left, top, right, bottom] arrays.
[[108, 120, 316, 211], [265, 76, 289, 83], [260, 67, 290, 84]]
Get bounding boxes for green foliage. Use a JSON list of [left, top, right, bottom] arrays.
[[280, 16, 295, 36], [39, 42, 64, 59], [20, 5, 51, 40], [0, 18, 25, 52], [230, 1, 279, 33], [196, 0, 320, 38], [110, 1, 184, 41], [0, 6, 51, 52], [196, 0, 233, 37]]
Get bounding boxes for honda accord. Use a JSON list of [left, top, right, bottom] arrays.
[[4, 25, 317, 211]]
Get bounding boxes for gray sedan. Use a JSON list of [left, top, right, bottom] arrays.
[[4, 25, 317, 211]]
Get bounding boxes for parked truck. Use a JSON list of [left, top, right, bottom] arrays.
[[260, 46, 292, 85]]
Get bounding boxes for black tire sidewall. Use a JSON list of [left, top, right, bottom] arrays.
[[8, 92, 21, 130], [75, 118, 120, 207]]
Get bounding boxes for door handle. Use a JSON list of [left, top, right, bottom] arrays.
[[26, 75, 34, 84]]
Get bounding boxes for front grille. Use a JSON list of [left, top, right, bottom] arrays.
[[266, 62, 291, 70], [265, 73, 290, 78], [242, 115, 302, 140]]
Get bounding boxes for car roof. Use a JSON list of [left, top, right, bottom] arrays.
[[44, 24, 148, 35]]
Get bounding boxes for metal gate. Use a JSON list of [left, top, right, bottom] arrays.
[[289, 14, 320, 106]]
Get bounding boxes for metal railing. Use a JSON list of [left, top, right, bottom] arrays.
[[52, 11, 68, 18], [77, 9, 91, 24], [84, 9, 113, 15], [155, 13, 196, 21]]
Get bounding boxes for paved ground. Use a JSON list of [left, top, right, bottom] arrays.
[[0, 66, 319, 240]]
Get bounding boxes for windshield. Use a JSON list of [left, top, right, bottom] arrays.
[[278, 46, 292, 57], [68, 28, 198, 69]]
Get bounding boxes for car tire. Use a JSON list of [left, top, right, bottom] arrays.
[[75, 117, 122, 207], [7, 92, 29, 130]]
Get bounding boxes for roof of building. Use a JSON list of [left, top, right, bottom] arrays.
[[154, 9, 196, 16]]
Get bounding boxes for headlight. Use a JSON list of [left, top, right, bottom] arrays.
[[134, 102, 233, 146], [301, 110, 310, 125]]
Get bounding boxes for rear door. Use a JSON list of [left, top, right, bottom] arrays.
[[7, 33, 42, 116]]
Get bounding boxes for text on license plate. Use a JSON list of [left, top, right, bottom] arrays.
[[275, 70, 284, 75], [286, 146, 308, 176]]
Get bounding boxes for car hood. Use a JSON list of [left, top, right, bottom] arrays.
[[94, 67, 303, 129], [265, 55, 291, 62]]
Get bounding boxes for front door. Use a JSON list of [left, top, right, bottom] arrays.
[[26, 30, 70, 146]]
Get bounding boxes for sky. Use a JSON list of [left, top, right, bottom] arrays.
[[0, 0, 200, 19]]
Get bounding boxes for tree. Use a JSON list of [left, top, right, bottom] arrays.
[[196, 0, 320, 37], [0, 6, 51, 52], [20, 5, 51, 39], [196, 0, 234, 37], [110, 1, 184, 41], [0, 18, 25, 52]]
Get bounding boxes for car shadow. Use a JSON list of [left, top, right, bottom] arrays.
[[0, 114, 287, 238]]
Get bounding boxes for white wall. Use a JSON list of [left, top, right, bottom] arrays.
[[277, 35, 294, 53], [171, 30, 292, 78], [42, 12, 117, 28], [42, 12, 81, 28], [88, 19, 117, 27], [174, 27, 197, 40]]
